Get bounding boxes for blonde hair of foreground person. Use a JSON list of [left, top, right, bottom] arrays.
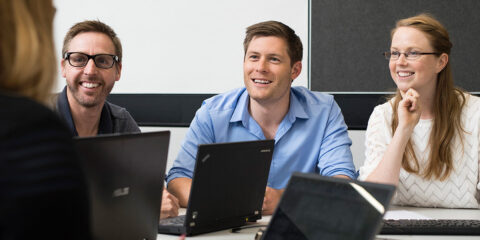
[[0, 0, 56, 103]]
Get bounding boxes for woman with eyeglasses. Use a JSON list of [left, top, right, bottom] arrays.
[[0, 0, 91, 238], [358, 13, 480, 208]]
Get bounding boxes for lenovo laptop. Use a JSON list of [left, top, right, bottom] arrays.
[[262, 173, 396, 240], [74, 131, 170, 240], [158, 139, 274, 236]]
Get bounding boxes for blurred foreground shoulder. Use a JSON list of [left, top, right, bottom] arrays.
[[0, 93, 91, 240]]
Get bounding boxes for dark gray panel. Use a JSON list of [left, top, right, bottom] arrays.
[[106, 93, 387, 130], [107, 94, 215, 127], [311, 0, 480, 92]]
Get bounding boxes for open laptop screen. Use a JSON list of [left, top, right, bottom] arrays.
[[263, 173, 395, 240], [158, 139, 274, 236], [75, 131, 170, 240]]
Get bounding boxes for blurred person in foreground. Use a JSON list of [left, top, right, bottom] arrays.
[[0, 0, 91, 239]]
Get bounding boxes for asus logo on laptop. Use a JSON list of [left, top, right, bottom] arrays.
[[260, 149, 271, 153], [113, 187, 130, 197]]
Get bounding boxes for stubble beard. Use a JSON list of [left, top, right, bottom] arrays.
[[67, 80, 113, 109]]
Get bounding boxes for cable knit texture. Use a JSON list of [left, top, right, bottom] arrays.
[[359, 94, 480, 208]]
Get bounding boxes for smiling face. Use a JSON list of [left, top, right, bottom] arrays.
[[389, 27, 447, 95], [61, 32, 121, 109], [243, 36, 301, 105]]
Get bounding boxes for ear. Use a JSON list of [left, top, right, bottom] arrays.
[[436, 53, 448, 73], [61, 59, 67, 78], [290, 61, 302, 81], [115, 62, 122, 81]]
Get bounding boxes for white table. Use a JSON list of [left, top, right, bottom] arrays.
[[156, 206, 480, 240]]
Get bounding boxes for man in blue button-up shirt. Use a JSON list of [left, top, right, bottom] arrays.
[[167, 20, 356, 215]]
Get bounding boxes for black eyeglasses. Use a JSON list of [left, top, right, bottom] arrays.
[[64, 52, 118, 69], [383, 51, 439, 61]]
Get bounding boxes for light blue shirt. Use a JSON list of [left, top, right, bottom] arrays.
[[166, 86, 356, 189]]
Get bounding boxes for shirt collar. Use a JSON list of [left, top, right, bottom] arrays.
[[230, 88, 310, 125], [57, 86, 113, 136], [287, 88, 309, 121], [230, 89, 249, 124]]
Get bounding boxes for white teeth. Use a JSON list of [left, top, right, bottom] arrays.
[[398, 72, 414, 77], [253, 79, 271, 84], [81, 82, 99, 88]]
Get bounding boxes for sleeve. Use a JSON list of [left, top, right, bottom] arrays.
[[317, 98, 357, 179], [0, 108, 91, 239], [358, 105, 391, 181], [166, 102, 216, 184]]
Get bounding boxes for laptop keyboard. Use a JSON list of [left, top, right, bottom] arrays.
[[159, 215, 186, 226], [381, 219, 480, 235]]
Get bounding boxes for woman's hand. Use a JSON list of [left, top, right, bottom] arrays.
[[398, 88, 422, 132]]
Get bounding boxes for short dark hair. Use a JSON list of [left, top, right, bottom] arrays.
[[62, 20, 123, 63], [243, 20, 303, 65]]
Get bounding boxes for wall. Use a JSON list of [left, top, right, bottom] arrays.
[[53, 0, 309, 94], [310, 0, 480, 92]]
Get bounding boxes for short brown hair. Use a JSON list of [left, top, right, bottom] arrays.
[[62, 20, 123, 63], [244, 21, 303, 65], [0, 0, 56, 103]]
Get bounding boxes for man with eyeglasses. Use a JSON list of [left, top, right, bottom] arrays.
[[54, 20, 179, 219], [54, 20, 140, 137]]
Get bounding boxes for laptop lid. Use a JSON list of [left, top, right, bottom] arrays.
[[263, 172, 395, 240], [159, 139, 274, 235], [74, 131, 170, 240]]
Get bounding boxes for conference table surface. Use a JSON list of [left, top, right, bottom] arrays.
[[156, 206, 480, 240]]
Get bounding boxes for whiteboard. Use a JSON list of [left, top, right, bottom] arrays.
[[53, 0, 309, 94]]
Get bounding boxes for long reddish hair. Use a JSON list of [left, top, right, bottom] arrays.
[[390, 13, 466, 180]]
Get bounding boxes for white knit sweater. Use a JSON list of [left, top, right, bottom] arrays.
[[358, 94, 480, 208]]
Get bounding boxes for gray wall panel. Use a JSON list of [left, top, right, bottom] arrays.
[[311, 0, 480, 92]]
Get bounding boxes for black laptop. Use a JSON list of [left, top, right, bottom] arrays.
[[262, 173, 396, 240], [74, 131, 170, 240], [158, 139, 274, 236]]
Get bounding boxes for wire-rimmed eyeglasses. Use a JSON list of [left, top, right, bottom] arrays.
[[383, 51, 439, 61]]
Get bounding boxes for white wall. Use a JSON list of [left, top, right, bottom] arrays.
[[141, 127, 367, 174], [53, 0, 309, 94], [349, 130, 366, 171], [140, 126, 189, 173]]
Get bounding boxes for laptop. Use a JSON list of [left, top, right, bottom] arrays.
[[158, 139, 274, 236], [74, 131, 170, 240], [262, 173, 396, 240]]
